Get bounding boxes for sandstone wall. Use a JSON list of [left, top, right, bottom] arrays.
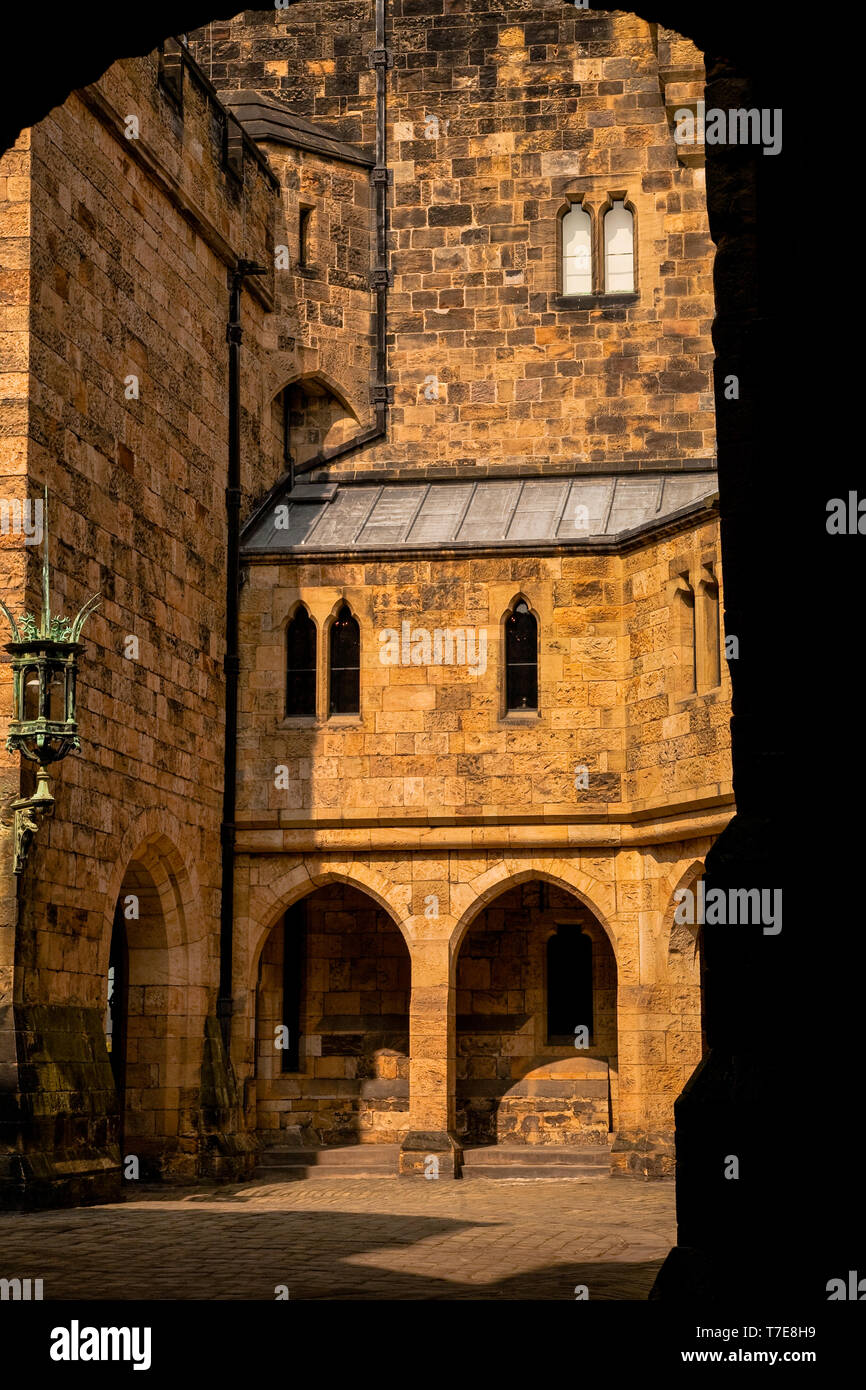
[[192, 1, 715, 479], [258, 140, 376, 456], [0, 45, 279, 1200], [238, 519, 730, 825]]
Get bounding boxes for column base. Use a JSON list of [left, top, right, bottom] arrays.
[[399, 1130, 463, 1179], [610, 1128, 675, 1179]]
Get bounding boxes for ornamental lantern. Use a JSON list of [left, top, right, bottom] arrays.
[[0, 490, 100, 873]]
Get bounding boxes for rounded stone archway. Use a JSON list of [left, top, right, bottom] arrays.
[[666, 861, 707, 1065], [251, 880, 412, 1150], [454, 878, 618, 1152], [101, 829, 206, 1182]]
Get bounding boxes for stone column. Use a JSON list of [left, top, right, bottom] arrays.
[[399, 937, 462, 1178], [609, 850, 678, 1177]]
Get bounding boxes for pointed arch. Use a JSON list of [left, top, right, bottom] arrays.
[[269, 369, 360, 422], [328, 599, 360, 716], [99, 808, 205, 976], [99, 811, 207, 1175], [666, 858, 707, 1056], [271, 371, 362, 471], [450, 862, 618, 967], [284, 601, 317, 718], [245, 859, 413, 991], [666, 858, 706, 964], [503, 594, 539, 713]]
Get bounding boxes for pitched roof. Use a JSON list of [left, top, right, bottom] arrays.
[[241, 471, 718, 556], [220, 90, 374, 167]]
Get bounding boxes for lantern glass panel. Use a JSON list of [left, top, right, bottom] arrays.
[[49, 669, 66, 723], [22, 667, 40, 721]]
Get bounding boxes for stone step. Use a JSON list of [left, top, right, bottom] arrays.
[[255, 1143, 611, 1181], [460, 1145, 610, 1180], [461, 1145, 608, 1166], [461, 1164, 609, 1180], [255, 1145, 399, 1179]]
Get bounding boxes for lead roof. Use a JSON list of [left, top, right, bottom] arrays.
[[241, 471, 718, 555]]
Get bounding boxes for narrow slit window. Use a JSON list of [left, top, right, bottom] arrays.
[[604, 200, 634, 293], [674, 575, 697, 697], [697, 568, 721, 691], [329, 603, 360, 716], [547, 926, 593, 1043], [106, 903, 128, 1093], [505, 600, 538, 712], [562, 202, 593, 295], [286, 606, 317, 718], [281, 902, 306, 1073], [299, 206, 313, 268]]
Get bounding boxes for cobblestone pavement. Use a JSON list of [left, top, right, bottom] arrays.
[[0, 1177, 675, 1300]]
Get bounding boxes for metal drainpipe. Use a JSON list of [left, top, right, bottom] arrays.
[[280, 0, 391, 489], [369, 0, 392, 431], [218, 257, 265, 1056]]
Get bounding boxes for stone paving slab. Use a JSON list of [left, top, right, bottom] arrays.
[[0, 1177, 676, 1301]]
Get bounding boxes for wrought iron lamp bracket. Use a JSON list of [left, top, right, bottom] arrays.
[[0, 488, 100, 874]]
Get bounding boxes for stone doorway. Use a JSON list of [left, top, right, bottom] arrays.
[[455, 880, 617, 1174], [105, 901, 129, 1155], [253, 883, 411, 1173], [103, 835, 202, 1183]]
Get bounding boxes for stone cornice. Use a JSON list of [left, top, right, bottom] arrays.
[[233, 797, 735, 854]]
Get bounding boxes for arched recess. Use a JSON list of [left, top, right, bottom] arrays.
[[327, 600, 361, 716], [284, 601, 318, 719], [243, 860, 413, 998], [599, 191, 638, 294], [558, 197, 594, 295], [666, 859, 707, 1059], [454, 878, 617, 1149], [450, 862, 619, 967], [269, 371, 360, 470], [501, 594, 540, 714], [252, 879, 411, 1149], [101, 825, 205, 1180]]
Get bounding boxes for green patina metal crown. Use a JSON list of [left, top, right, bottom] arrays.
[[0, 487, 100, 769]]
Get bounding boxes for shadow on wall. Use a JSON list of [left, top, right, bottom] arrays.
[[271, 375, 360, 473]]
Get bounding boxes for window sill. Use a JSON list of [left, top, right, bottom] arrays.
[[500, 710, 542, 724], [327, 714, 363, 726], [279, 716, 319, 729], [673, 683, 723, 708], [554, 293, 638, 309]]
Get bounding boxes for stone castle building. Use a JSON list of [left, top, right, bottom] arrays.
[[0, 0, 732, 1205]]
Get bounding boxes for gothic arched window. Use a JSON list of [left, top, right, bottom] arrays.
[[561, 202, 593, 295], [505, 600, 538, 712], [329, 603, 360, 716], [285, 606, 317, 718]]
